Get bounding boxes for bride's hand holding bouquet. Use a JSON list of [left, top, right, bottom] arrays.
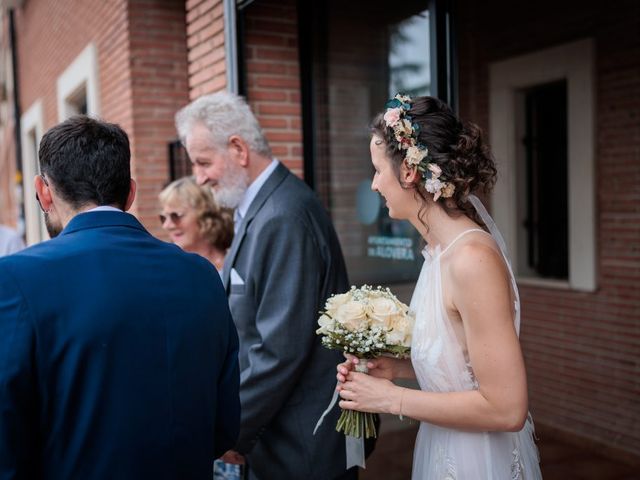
[[336, 355, 414, 419], [337, 354, 415, 383]]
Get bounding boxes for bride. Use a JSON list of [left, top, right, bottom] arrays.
[[336, 95, 542, 479]]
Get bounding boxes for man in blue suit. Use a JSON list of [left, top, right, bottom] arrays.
[[0, 116, 240, 479]]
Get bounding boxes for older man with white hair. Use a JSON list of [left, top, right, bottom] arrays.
[[176, 92, 362, 479]]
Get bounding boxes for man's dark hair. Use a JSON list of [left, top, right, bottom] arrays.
[[38, 115, 131, 210]]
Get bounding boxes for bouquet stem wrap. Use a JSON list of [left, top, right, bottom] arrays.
[[313, 361, 371, 469], [335, 363, 377, 439]]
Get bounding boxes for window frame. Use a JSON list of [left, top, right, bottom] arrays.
[[489, 38, 597, 291], [20, 100, 46, 245], [56, 43, 100, 121]]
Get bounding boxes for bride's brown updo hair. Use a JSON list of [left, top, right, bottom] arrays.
[[371, 96, 497, 226]]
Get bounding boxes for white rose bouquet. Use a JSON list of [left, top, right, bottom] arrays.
[[316, 285, 414, 438]]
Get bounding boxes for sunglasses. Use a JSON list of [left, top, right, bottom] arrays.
[[159, 211, 185, 225]]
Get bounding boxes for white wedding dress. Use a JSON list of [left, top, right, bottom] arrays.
[[409, 196, 542, 479]]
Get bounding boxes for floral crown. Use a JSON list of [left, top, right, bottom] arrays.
[[383, 94, 455, 201]]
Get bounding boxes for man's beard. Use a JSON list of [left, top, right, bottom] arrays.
[[44, 212, 63, 238], [213, 160, 250, 209]]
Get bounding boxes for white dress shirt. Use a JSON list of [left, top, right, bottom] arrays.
[[85, 206, 123, 213]]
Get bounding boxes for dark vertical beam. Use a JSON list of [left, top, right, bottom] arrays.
[[236, 6, 247, 97], [429, 0, 457, 111], [167, 141, 176, 182], [447, 0, 458, 114], [297, 0, 315, 189], [237, 0, 257, 97]]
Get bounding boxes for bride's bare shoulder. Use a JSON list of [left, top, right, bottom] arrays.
[[448, 238, 509, 287]]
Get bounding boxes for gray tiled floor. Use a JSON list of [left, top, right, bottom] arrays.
[[359, 416, 640, 479]]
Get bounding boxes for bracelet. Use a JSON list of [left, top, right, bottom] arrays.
[[398, 387, 404, 420]]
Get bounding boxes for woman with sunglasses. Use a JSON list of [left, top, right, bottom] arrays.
[[159, 176, 234, 272]]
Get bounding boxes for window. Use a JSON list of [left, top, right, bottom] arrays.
[[57, 43, 100, 120], [521, 81, 568, 279], [64, 84, 89, 116], [489, 39, 596, 291], [167, 140, 191, 183], [303, 0, 433, 285]]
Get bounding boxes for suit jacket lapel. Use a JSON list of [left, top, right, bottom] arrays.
[[222, 163, 290, 292]]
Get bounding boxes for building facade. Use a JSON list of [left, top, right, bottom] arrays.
[[1, 0, 638, 466]]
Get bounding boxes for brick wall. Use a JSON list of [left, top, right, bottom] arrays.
[[15, 0, 132, 139], [185, 0, 226, 98], [12, 0, 189, 236], [184, 0, 303, 176], [455, 0, 640, 461], [128, 0, 190, 236], [244, 0, 302, 176]]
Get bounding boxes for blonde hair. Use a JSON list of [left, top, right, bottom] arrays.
[[159, 176, 234, 250]]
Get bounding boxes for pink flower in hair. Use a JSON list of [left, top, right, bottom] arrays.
[[427, 163, 442, 178], [383, 108, 402, 127]]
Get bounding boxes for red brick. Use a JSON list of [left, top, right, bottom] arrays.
[[258, 117, 289, 129], [270, 145, 288, 157], [187, 22, 220, 49], [247, 89, 288, 102], [186, 9, 217, 37], [265, 131, 302, 143], [186, 0, 210, 12], [190, 76, 226, 98], [254, 76, 299, 89], [256, 103, 301, 116], [255, 47, 299, 62], [188, 48, 225, 74], [247, 61, 289, 75]]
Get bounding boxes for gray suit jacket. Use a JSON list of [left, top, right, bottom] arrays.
[[223, 163, 351, 479]]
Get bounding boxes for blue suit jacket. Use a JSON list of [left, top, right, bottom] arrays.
[[0, 211, 240, 480]]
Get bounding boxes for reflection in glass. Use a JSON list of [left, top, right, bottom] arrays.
[[389, 11, 430, 98], [311, 1, 431, 285]]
